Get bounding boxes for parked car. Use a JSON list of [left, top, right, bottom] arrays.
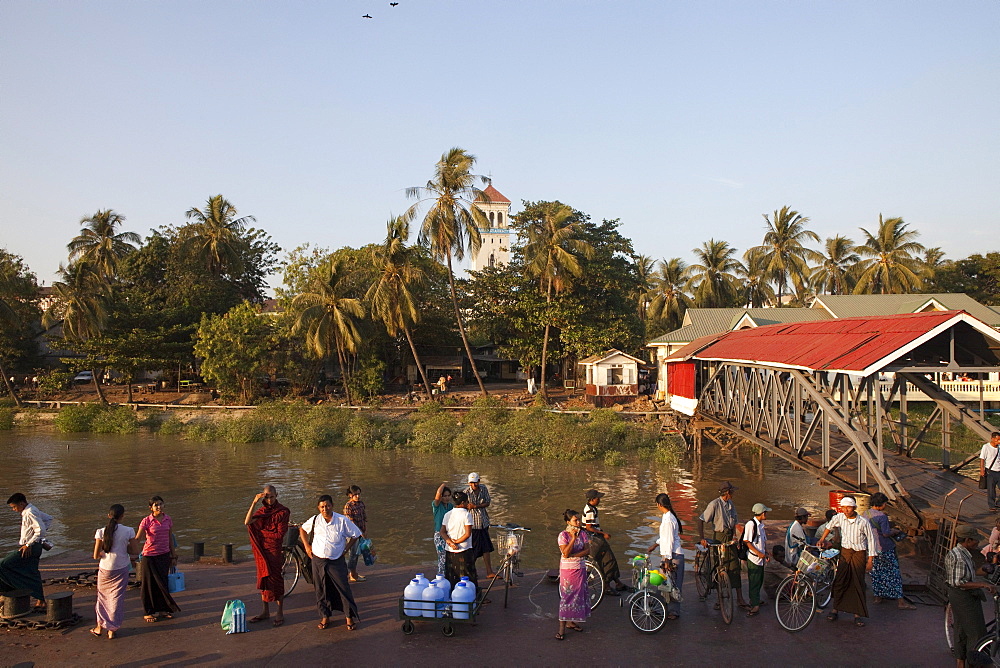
[[73, 371, 94, 383]]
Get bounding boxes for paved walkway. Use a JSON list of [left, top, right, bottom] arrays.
[[1, 555, 960, 667]]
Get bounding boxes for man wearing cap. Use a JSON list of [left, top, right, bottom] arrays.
[[698, 482, 749, 609], [946, 525, 994, 666], [819, 496, 878, 627], [743, 503, 770, 616], [583, 489, 628, 594], [785, 508, 811, 568], [466, 473, 495, 578]]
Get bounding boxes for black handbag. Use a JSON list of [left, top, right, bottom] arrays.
[[981, 475, 989, 490]]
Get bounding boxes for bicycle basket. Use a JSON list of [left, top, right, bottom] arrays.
[[495, 530, 524, 556], [797, 550, 826, 575]]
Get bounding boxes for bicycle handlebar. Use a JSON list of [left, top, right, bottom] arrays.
[[490, 523, 531, 532]]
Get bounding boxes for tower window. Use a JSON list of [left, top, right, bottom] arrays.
[[489, 211, 495, 224], [497, 212, 503, 227], [489, 254, 496, 268]]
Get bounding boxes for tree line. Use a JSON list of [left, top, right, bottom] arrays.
[[1, 149, 998, 407]]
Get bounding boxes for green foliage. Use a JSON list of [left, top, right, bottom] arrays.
[[91, 407, 140, 434], [411, 409, 463, 452], [347, 354, 385, 402], [0, 407, 15, 429], [54, 404, 105, 432], [289, 405, 354, 448], [927, 252, 1000, 305], [343, 413, 403, 450], [158, 416, 185, 435], [37, 371, 73, 398], [195, 302, 277, 404], [184, 422, 220, 442]]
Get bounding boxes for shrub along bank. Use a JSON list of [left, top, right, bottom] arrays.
[[42, 397, 684, 466]]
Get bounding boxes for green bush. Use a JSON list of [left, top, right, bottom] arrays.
[[91, 406, 140, 434], [54, 404, 104, 432], [185, 422, 220, 442], [158, 416, 185, 435], [289, 406, 354, 447], [342, 414, 403, 450], [0, 407, 15, 430]]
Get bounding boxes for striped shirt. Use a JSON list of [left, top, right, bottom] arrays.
[[583, 503, 601, 532], [945, 543, 977, 588], [826, 512, 878, 557], [467, 484, 491, 529]]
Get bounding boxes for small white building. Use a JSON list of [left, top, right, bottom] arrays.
[[579, 349, 645, 408]]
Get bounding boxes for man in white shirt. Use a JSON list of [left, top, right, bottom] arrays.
[[785, 508, 810, 568], [300, 494, 361, 631], [441, 491, 477, 588], [743, 503, 770, 617], [819, 496, 878, 627], [1, 493, 51, 607], [980, 432, 1000, 510]]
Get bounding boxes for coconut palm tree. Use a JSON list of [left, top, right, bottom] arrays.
[[184, 195, 254, 276], [738, 247, 776, 308], [67, 209, 141, 280], [647, 258, 690, 330], [292, 257, 364, 405], [752, 206, 822, 306], [686, 239, 741, 307], [42, 263, 111, 403], [521, 201, 593, 400], [812, 235, 860, 295], [853, 215, 926, 295], [367, 216, 433, 398], [405, 147, 490, 395], [632, 254, 655, 322], [920, 247, 947, 281]]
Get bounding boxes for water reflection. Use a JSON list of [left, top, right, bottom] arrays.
[[0, 431, 831, 568]]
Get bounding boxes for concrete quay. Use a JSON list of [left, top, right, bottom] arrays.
[[1, 553, 958, 667]]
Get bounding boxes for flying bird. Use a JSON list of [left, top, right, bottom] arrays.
[[390, 2, 398, 5], [363, 13, 373, 18]]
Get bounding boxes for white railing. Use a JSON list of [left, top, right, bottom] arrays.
[[879, 380, 1000, 403]]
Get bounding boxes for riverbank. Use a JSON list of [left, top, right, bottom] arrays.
[[2, 398, 684, 466], [1, 550, 953, 667]]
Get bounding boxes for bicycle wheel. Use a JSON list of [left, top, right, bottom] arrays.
[[716, 570, 733, 624], [629, 591, 667, 633], [974, 635, 1000, 665], [814, 567, 834, 609], [693, 550, 710, 599], [945, 602, 955, 651], [775, 575, 816, 632], [281, 549, 300, 598], [586, 560, 605, 610]]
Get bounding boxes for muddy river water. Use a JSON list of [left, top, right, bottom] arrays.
[[0, 431, 832, 568]]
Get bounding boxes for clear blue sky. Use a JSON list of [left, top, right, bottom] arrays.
[[2, 1, 998, 289]]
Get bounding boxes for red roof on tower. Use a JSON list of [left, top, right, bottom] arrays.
[[476, 184, 510, 204]]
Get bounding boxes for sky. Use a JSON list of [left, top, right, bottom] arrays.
[[2, 1, 998, 290]]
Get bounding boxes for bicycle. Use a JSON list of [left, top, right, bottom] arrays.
[[773, 545, 839, 632], [975, 590, 1000, 661], [693, 539, 734, 624], [585, 558, 605, 610], [490, 522, 531, 608], [281, 522, 306, 597], [619, 554, 671, 633]]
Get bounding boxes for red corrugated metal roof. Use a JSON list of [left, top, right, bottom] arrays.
[[476, 184, 510, 203], [690, 310, 962, 372]]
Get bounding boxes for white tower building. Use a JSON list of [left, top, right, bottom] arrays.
[[469, 184, 512, 272]]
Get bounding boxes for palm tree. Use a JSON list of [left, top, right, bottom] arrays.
[[686, 239, 741, 307], [522, 201, 593, 400], [853, 215, 926, 294], [753, 206, 821, 306], [647, 258, 690, 330], [632, 254, 655, 322], [0, 264, 28, 407], [405, 147, 490, 396], [184, 195, 254, 276], [42, 263, 111, 403], [367, 216, 433, 398], [292, 258, 364, 405], [812, 235, 860, 295], [920, 247, 947, 281], [67, 210, 140, 280], [738, 247, 776, 308]]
